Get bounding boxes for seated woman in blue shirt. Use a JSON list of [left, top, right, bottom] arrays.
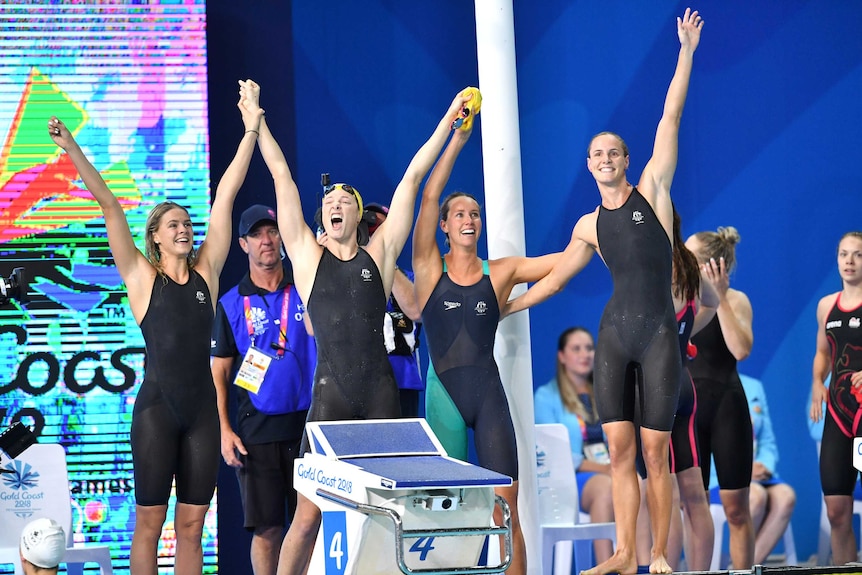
[[535, 326, 614, 564]]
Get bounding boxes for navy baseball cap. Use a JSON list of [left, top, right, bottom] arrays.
[[239, 204, 277, 236]]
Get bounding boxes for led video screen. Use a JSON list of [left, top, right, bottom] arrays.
[[0, 3, 215, 572]]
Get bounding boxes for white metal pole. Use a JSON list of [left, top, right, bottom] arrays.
[[474, 1, 540, 572]]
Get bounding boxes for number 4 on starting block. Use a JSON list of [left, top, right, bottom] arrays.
[[323, 511, 349, 574], [853, 438, 862, 472]]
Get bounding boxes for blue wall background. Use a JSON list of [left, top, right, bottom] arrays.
[[207, 1, 862, 569]]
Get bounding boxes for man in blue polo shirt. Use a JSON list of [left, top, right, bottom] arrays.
[[211, 204, 316, 575]]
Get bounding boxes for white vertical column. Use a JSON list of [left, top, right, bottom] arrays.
[[474, 1, 539, 572]]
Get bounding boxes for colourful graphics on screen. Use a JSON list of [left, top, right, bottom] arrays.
[[0, 3, 214, 573]]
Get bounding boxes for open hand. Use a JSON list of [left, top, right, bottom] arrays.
[[701, 256, 729, 299], [677, 8, 704, 52]]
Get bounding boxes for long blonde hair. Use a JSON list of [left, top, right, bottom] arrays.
[[556, 327, 599, 424], [144, 201, 196, 274]]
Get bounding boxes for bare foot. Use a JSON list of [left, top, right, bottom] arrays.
[[581, 549, 639, 575], [649, 553, 672, 574]]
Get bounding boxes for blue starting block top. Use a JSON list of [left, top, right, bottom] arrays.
[[342, 455, 511, 488], [305, 419, 512, 488], [311, 419, 440, 458]]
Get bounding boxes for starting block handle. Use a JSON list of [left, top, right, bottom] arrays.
[[316, 489, 513, 575]]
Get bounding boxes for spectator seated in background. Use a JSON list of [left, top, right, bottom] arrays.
[[534, 327, 615, 565], [708, 373, 796, 565]]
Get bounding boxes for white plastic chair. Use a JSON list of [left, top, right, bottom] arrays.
[[709, 501, 797, 569], [536, 423, 616, 575], [0, 443, 114, 575]]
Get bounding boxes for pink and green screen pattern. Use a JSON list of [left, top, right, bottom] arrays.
[[0, 2, 216, 572]]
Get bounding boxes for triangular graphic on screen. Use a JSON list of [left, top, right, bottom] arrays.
[[0, 67, 141, 244]]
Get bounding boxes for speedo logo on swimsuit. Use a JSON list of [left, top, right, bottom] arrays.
[[851, 317, 861, 328], [632, 210, 644, 225], [360, 268, 372, 282], [827, 320, 842, 329], [443, 301, 461, 311], [196, 290, 207, 304], [475, 300, 488, 315], [678, 320, 687, 335]]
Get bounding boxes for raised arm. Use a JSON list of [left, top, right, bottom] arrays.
[[489, 253, 562, 310], [391, 268, 421, 322], [810, 294, 836, 422], [375, 91, 473, 285], [48, 117, 150, 287], [254, 88, 320, 298], [701, 256, 753, 360], [691, 266, 720, 335], [412, 113, 474, 306], [197, 80, 263, 283], [718, 289, 753, 361], [503, 215, 596, 317], [640, 8, 703, 203]]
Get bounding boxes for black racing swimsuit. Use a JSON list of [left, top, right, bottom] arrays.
[[820, 294, 862, 496], [689, 314, 752, 490], [132, 270, 219, 506], [304, 248, 399, 445], [593, 188, 681, 431], [422, 262, 519, 479], [670, 300, 700, 473]]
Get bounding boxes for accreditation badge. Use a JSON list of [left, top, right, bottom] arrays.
[[584, 442, 611, 465], [234, 346, 273, 394]]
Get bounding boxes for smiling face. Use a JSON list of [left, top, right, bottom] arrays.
[[144, 203, 195, 266], [586, 132, 630, 185], [440, 194, 482, 249], [153, 207, 193, 256], [321, 189, 361, 242], [558, 328, 595, 382]]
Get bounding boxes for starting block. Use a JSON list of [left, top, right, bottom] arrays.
[[297, 418, 513, 575]]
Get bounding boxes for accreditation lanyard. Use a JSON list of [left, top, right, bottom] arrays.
[[578, 411, 610, 464], [243, 286, 290, 358]]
